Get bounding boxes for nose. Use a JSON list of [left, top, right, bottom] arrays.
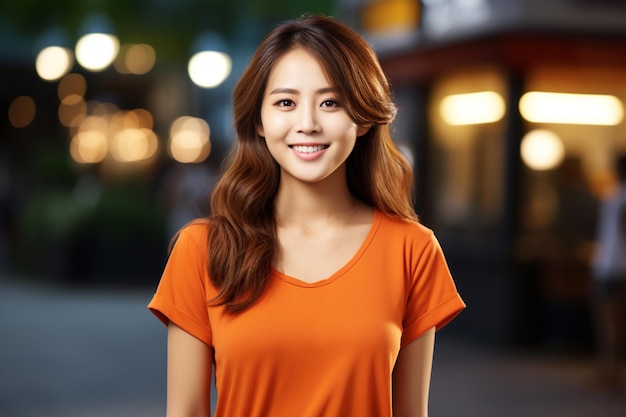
[[295, 103, 320, 134]]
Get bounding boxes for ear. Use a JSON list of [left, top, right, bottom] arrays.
[[256, 124, 265, 138], [356, 124, 371, 137]]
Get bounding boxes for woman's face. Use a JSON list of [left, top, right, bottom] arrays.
[[257, 47, 368, 185]]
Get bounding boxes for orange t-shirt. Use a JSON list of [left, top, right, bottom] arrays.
[[148, 210, 465, 417]]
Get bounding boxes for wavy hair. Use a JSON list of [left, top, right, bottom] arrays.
[[207, 14, 416, 313]]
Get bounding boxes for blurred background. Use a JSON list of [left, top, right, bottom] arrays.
[[1, 0, 626, 416]]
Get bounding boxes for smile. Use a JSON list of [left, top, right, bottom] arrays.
[[289, 145, 329, 153]]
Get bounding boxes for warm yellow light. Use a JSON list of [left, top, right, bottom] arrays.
[[520, 129, 565, 171], [106, 109, 158, 162], [8, 96, 36, 128], [69, 108, 159, 164], [58, 73, 86, 102], [171, 116, 210, 137], [126, 44, 156, 74], [61, 94, 83, 105], [519, 92, 624, 126], [169, 116, 211, 163], [143, 129, 159, 160], [36, 46, 73, 81], [130, 108, 153, 129], [70, 130, 108, 164], [114, 43, 156, 75], [110, 109, 153, 131], [90, 101, 119, 117], [79, 115, 109, 134], [188, 51, 232, 88], [111, 128, 150, 162], [75, 33, 119, 71], [58, 98, 87, 127], [440, 91, 505, 125]]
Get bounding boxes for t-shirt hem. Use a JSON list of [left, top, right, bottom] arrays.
[[148, 297, 213, 347], [400, 292, 465, 349]]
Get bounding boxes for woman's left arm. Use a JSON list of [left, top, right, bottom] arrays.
[[392, 327, 436, 417]]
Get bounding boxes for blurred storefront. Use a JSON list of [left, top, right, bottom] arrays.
[[348, 0, 626, 347]]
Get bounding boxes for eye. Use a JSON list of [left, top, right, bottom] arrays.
[[321, 99, 340, 108], [275, 99, 294, 107]]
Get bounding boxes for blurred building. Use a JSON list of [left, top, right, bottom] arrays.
[[342, 0, 626, 347]]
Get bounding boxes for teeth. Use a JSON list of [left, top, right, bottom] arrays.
[[292, 145, 326, 153]]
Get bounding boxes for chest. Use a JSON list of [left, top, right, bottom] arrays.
[[209, 265, 406, 371]]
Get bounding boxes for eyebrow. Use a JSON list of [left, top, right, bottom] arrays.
[[269, 87, 336, 95]]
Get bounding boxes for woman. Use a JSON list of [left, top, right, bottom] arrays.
[[149, 14, 465, 417]]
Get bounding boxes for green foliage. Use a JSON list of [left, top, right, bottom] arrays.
[[1, 0, 335, 64], [19, 189, 92, 242], [16, 179, 167, 282], [88, 182, 166, 242]]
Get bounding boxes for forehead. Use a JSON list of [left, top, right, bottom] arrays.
[[266, 47, 332, 88]]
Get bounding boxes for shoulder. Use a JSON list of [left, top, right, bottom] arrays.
[[171, 219, 211, 254], [179, 219, 211, 240], [377, 211, 435, 244], [372, 212, 444, 267], [162, 219, 217, 293]]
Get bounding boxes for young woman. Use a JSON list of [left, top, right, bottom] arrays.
[[149, 14, 465, 417]]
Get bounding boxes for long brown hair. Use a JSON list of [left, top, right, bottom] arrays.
[[208, 14, 416, 313]]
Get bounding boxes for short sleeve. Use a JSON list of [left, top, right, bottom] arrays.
[[401, 233, 465, 348], [148, 224, 213, 347]]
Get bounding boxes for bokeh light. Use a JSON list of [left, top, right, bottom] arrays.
[[58, 73, 87, 102], [109, 109, 158, 162], [8, 96, 36, 128], [70, 115, 109, 164], [169, 116, 211, 163], [75, 33, 120, 71], [188, 51, 232, 88], [519, 91, 624, 125], [90, 101, 120, 117], [520, 129, 566, 171], [115, 43, 156, 75], [35, 46, 74, 81], [440, 91, 505, 125], [110, 108, 153, 131], [69, 107, 159, 164], [110, 128, 157, 162], [57, 73, 88, 127], [59, 99, 87, 128]]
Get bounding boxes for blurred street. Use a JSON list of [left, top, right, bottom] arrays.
[[0, 275, 165, 417], [1, 274, 625, 417]]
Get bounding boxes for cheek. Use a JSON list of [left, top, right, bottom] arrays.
[[335, 119, 360, 139], [261, 114, 290, 138]]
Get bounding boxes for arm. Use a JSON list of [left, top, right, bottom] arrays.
[[392, 327, 436, 417], [166, 322, 213, 417]]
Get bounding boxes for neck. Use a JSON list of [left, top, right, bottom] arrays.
[[274, 171, 360, 228]]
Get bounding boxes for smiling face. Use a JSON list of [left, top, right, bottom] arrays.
[[257, 47, 369, 185]]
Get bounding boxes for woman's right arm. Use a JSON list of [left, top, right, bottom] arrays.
[[166, 322, 213, 417]]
